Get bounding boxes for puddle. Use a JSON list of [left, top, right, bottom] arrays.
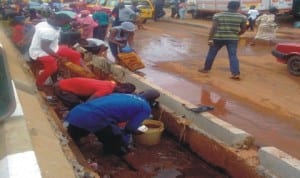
[[139, 66, 300, 158], [0, 20, 231, 177], [133, 24, 300, 159]]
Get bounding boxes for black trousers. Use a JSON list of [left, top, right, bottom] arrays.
[[93, 25, 108, 41], [54, 88, 83, 109], [67, 124, 127, 156], [248, 18, 256, 31], [171, 7, 178, 18]]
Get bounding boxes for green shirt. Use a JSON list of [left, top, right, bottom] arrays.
[[93, 11, 109, 26], [213, 11, 247, 40]]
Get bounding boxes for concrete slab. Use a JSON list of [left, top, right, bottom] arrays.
[[0, 151, 41, 178], [0, 26, 76, 178], [258, 147, 300, 178], [0, 82, 41, 178]]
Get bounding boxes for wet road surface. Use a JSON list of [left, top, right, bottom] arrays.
[[132, 20, 300, 159]]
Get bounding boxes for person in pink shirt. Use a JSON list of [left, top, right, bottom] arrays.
[[76, 10, 98, 39], [53, 77, 136, 109]]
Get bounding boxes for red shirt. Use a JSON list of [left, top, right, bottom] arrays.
[[58, 77, 116, 97], [12, 24, 25, 44]]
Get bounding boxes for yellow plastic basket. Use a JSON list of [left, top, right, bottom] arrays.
[[118, 52, 145, 71]]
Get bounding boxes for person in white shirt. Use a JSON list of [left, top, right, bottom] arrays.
[[247, 5, 260, 31], [29, 12, 83, 90]]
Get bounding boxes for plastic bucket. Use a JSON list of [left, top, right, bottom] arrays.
[[134, 119, 164, 146]]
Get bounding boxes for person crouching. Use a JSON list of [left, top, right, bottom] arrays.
[[53, 77, 136, 109], [64, 89, 160, 156], [28, 12, 85, 90]]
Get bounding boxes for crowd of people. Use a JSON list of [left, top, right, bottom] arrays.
[[0, 0, 164, 157], [1, 0, 281, 156]]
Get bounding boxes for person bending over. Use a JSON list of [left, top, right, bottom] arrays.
[[64, 89, 160, 156], [53, 77, 136, 109]]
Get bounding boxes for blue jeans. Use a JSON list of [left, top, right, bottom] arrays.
[[109, 42, 120, 60], [178, 8, 186, 19], [204, 40, 240, 75]]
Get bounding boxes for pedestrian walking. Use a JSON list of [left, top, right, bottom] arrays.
[[247, 5, 259, 31], [131, 1, 145, 30], [253, 7, 278, 42], [92, 7, 109, 40], [170, 0, 179, 18], [111, 1, 136, 27], [154, 0, 165, 21], [198, 1, 247, 80], [178, 0, 187, 20], [76, 10, 98, 39]]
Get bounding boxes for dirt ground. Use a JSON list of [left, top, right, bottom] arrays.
[[141, 15, 300, 123], [78, 133, 230, 178], [2, 11, 300, 177], [132, 17, 300, 158], [156, 47, 300, 121]]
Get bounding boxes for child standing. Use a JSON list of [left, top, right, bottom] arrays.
[[11, 16, 31, 53], [178, 0, 187, 19], [247, 5, 259, 31]]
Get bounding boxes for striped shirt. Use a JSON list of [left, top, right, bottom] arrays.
[[213, 11, 247, 40]]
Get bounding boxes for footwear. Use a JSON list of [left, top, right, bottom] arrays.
[[36, 85, 44, 91], [44, 96, 58, 105], [230, 75, 240, 80], [198, 69, 209, 73], [189, 105, 214, 113]]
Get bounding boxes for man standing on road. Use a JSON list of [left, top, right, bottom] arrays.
[[199, 1, 247, 80], [154, 0, 166, 21]]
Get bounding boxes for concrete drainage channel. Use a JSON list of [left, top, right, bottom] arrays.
[[90, 57, 300, 178], [1, 47, 300, 177]]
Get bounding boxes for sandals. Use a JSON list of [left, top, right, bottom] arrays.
[[198, 69, 209, 73], [230, 75, 240, 80]]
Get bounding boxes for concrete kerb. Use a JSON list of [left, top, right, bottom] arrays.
[[258, 147, 300, 178], [152, 15, 300, 177], [91, 57, 300, 178], [160, 16, 210, 29], [159, 14, 300, 41], [0, 82, 42, 178], [91, 57, 254, 149]]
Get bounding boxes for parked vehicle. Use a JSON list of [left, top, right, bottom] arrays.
[[186, 0, 293, 18], [272, 43, 300, 76], [0, 42, 16, 120], [292, 0, 300, 17], [97, 0, 155, 21]]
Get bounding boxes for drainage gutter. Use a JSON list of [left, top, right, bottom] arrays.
[[91, 56, 300, 178]]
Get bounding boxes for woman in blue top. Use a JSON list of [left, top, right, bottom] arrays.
[[65, 89, 160, 156]]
